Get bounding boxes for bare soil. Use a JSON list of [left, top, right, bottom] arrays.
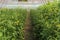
[[24, 9, 33, 40]]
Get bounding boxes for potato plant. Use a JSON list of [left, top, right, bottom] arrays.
[[0, 8, 27, 40], [30, 2, 60, 40]]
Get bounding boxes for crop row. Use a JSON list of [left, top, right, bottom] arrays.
[[30, 2, 60, 40], [0, 8, 27, 40]]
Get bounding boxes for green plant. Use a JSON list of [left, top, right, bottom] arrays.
[[0, 8, 27, 40], [30, 2, 60, 40]]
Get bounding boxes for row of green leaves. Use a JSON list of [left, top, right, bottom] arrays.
[[30, 2, 60, 40], [0, 8, 27, 40]]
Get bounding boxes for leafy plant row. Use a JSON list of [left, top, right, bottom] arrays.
[[0, 8, 27, 40], [30, 2, 60, 40]]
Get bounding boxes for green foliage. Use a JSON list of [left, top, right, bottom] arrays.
[[30, 2, 60, 40], [0, 8, 27, 40]]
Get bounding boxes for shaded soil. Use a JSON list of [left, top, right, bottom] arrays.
[[24, 9, 33, 40]]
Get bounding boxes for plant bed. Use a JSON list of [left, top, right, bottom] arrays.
[[30, 2, 60, 40], [0, 8, 27, 40]]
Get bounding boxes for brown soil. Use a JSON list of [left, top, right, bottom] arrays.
[[24, 9, 33, 40]]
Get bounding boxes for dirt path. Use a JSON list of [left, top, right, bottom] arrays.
[[24, 9, 33, 40]]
